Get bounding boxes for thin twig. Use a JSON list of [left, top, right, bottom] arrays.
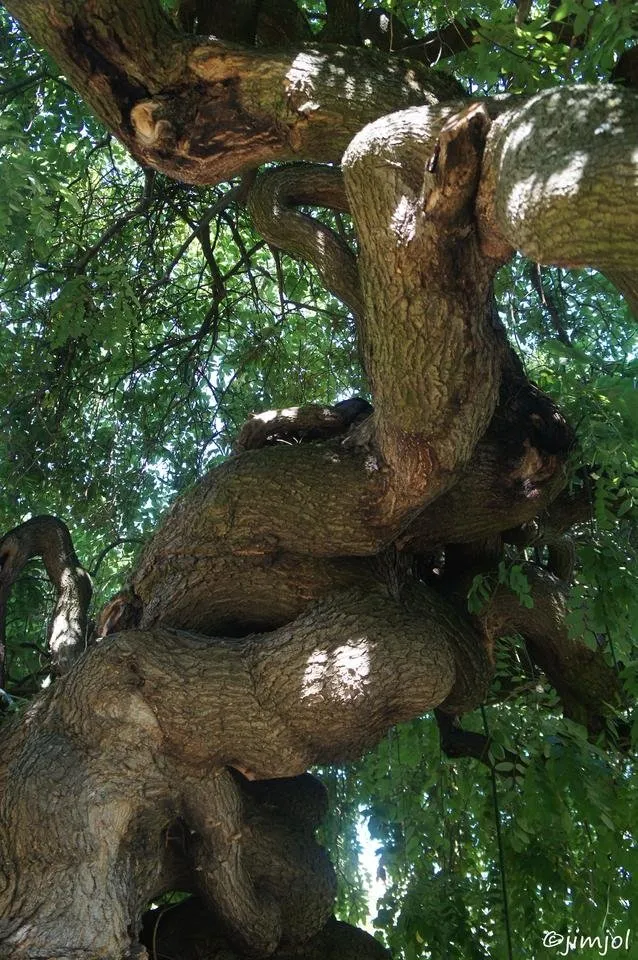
[[90, 537, 143, 578]]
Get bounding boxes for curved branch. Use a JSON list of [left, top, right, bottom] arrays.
[[343, 103, 507, 503], [481, 564, 624, 735], [0, 585, 489, 955], [247, 165, 364, 317], [234, 398, 372, 452], [131, 361, 573, 637], [5, 0, 457, 185], [246, 119, 524, 525], [478, 86, 638, 275], [0, 517, 92, 677]]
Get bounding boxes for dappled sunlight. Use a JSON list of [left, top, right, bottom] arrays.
[[0, 2, 636, 957], [301, 639, 371, 703], [482, 85, 638, 272], [390, 194, 417, 244]]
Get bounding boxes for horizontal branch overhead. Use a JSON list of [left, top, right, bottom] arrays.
[[6, 0, 637, 293]]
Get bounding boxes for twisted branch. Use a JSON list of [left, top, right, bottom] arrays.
[[481, 565, 624, 735], [0, 516, 92, 679], [247, 164, 364, 317]]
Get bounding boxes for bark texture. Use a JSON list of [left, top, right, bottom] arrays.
[[477, 86, 638, 275], [0, 516, 92, 680], [0, 585, 489, 957], [0, 1, 635, 958]]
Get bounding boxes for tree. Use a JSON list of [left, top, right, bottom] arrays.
[[0, 1, 636, 957]]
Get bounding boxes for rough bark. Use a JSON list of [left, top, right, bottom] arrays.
[[0, 490, 621, 958], [4, 0, 637, 289], [0, 3, 635, 958], [477, 86, 638, 275], [246, 104, 508, 515], [0, 584, 489, 957], [0, 516, 92, 679], [343, 104, 502, 489], [129, 343, 573, 638], [3, 0, 459, 184]]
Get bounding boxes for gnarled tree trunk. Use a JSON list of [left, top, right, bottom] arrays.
[[0, 0, 635, 956]]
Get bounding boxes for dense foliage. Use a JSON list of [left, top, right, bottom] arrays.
[[0, 2, 637, 957]]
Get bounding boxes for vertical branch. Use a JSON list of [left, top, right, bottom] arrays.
[[0, 517, 92, 676]]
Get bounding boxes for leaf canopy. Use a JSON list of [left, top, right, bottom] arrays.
[[0, 2, 637, 957]]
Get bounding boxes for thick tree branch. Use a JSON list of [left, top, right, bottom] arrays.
[[477, 86, 638, 276], [131, 438, 390, 635], [5, 0, 458, 184], [343, 103, 506, 507], [234, 398, 372, 452], [0, 516, 92, 677], [129, 358, 573, 636], [7, 0, 637, 309], [1, 8, 634, 958], [0, 584, 489, 955]]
